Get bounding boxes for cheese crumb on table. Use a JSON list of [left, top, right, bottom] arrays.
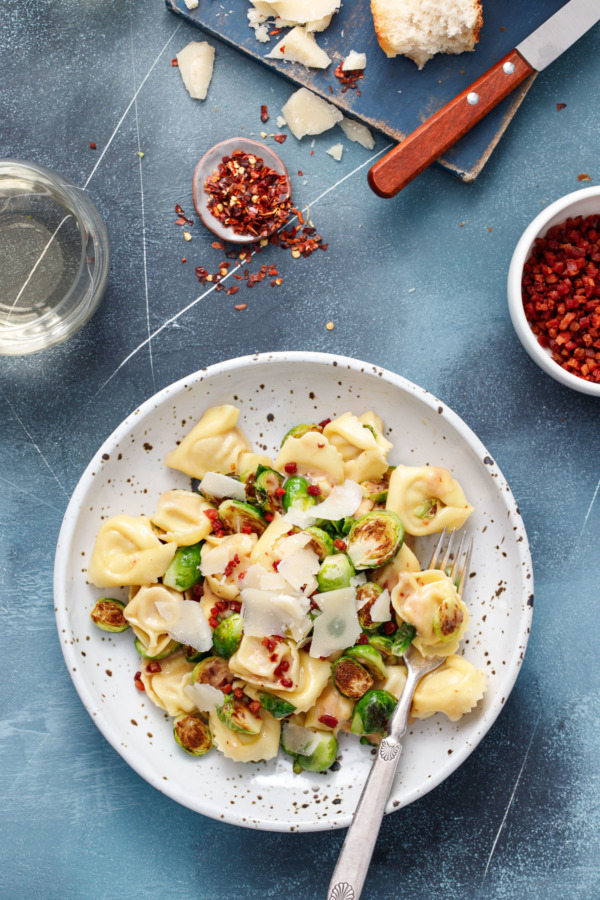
[[326, 143, 343, 161], [342, 50, 367, 71], [176, 41, 215, 100]]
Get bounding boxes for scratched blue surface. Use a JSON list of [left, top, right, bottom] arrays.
[[1, 1, 600, 898]]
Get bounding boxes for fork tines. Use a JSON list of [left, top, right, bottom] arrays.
[[427, 527, 473, 597]]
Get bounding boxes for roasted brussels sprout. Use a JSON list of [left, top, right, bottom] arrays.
[[283, 475, 319, 513], [281, 727, 339, 773], [280, 423, 321, 446], [350, 689, 397, 736], [346, 510, 404, 570], [344, 644, 388, 679], [391, 622, 417, 656], [162, 541, 203, 591], [360, 480, 389, 504], [217, 693, 263, 735], [304, 525, 335, 561], [212, 613, 244, 658], [173, 714, 212, 756], [259, 692, 296, 719], [134, 637, 180, 659], [217, 499, 267, 535], [414, 498, 442, 521], [192, 655, 234, 690], [432, 596, 464, 642], [356, 583, 384, 632], [90, 598, 129, 633], [332, 656, 374, 700], [254, 465, 285, 515], [316, 553, 355, 592], [367, 634, 398, 664], [183, 644, 209, 663]]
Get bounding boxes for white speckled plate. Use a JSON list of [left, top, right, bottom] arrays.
[[54, 352, 533, 831]]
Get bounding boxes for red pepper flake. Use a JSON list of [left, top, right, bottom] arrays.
[[264, 512, 274, 522], [328, 85, 334, 94], [171, 57, 179, 67], [234, 303, 247, 310], [318, 714, 338, 728], [333, 538, 347, 551], [181, 257, 186, 263], [578, 174, 592, 182], [89, 142, 96, 150], [557, 103, 567, 111], [522, 213, 600, 383], [212, 241, 225, 249], [203, 149, 292, 239], [334, 62, 365, 93], [269, 28, 282, 35], [284, 462, 297, 474], [383, 621, 398, 635], [273, 133, 287, 144], [272, 560, 280, 572], [279, 45, 286, 53], [310, 150, 314, 156], [260, 104, 269, 123], [227, 286, 240, 296], [275, 487, 286, 497], [307, 484, 321, 497]]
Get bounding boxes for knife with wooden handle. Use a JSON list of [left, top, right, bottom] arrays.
[[368, 0, 600, 199]]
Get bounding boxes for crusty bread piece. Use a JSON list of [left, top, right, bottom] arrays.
[[371, 0, 483, 69]]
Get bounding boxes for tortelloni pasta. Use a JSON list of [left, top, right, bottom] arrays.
[[386, 464, 474, 536], [140, 651, 196, 717], [229, 636, 301, 691], [150, 490, 215, 545], [411, 656, 486, 722], [323, 411, 392, 482], [165, 404, 251, 479], [275, 431, 345, 487], [88, 515, 176, 588], [209, 709, 281, 763], [391, 569, 469, 658], [123, 583, 182, 657]]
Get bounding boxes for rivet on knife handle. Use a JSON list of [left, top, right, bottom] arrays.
[[367, 49, 534, 199]]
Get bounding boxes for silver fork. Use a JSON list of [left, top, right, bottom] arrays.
[[327, 528, 473, 900]]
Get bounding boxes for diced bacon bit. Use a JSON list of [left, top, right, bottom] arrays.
[[307, 484, 321, 497], [241, 523, 253, 533], [260, 104, 269, 123], [273, 659, 290, 678], [275, 486, 286, 497], [221, 683, 232, 694], [284, 462, 297, 474], [230, 600, 242, 612], [334, 63, 365, 93], [333, 539, 347, 551], [223, 554, 240, 578], [272, 560, 280, 571], [264, 512, 274, 522], [248, 700, 261, 714], [383, 621, 397, 635], [262, 635, 284, 653], [209, 616, 219, 629], [234, 687, 244, 699], [318, 417, 331, 428], [171, 58, 179, 67], [318, 714, 338, 728], [309, 598, 320, 611], [357, 633, 369, 645], [145, 661, 162, 674], [522, 214, 600, 382], [134, 672, 145, 691], [189, 582, 204, 601], [280, 677, 293, 688]]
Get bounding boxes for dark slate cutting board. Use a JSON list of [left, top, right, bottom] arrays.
[[166, 0, 567, 182]]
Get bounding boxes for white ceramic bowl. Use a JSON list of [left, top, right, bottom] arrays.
[[507, 185, 600, 397], [54, 352, 533, 831]]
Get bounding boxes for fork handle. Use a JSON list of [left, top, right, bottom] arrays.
[[326, 672, 418, 900]]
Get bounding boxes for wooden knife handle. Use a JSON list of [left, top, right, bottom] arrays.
[[368, 48, 534, 199]]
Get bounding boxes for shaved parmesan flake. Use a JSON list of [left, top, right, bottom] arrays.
[[313, 481, 362, 520], [250, 0, 278, 14], [269, 0, 340, 21], [364, 587, 392, 622], [326, 143, 344, 161], [199, 471, 247, 501], [310, 587, 361, 658], [183, 0, 199, 8], [282, 88, 343, 140], [155, 599, 213, 651], [276, 531, 312, 556], [240, 588, 311, 641], [185, 682, 224, 712], [268, 27, 331, 69], [200, 543, 237, 576], [350, 572, 368, 588], [342, 50, 367, 71], [339, 116, 376, 150], [283, 505, 317, 529], [243, 563, 287, 591], [278, 548, 320, 590], [176, 41, 215, 101], [306, 14, 333, 32], [282, 722, 321, 756]]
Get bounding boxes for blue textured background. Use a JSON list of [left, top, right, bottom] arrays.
[[1, 1, 599, 898]]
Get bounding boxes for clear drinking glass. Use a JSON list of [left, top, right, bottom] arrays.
[[0, 159, 110, 355]]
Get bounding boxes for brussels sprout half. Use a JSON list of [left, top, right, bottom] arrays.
[[173, 714, 212, 756], [254, 465, 285, 515], [217, 499, 267, 535], [217, 694, 263, 735], [282, 475, 319, 514], [280, 423, 321, 446], [360, 481, 389, 504], [367, 634, 398, 664], [344, 644, 388, 679], [432, 596, 464, 642], [304, 525, 335, 561], [346, 510, 404, 570], [183, 644, 209, 663], [391, 622, 417, 656], [192, 655, 234, 690], [259, 692, 297, 719], [162, 541, 203, 591], [356, 583, 384, 632], [134, 637, 180, 659], [332, 657, 374, 700], [350, 689, 397, 736], [316, 553, 355, 593], [90, 598, 130, 633], [212, 613, 244, 658], [281, 729, 339, 774]]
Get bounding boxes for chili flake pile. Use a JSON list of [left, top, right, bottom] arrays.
[[204, 149, 292, 239], [334, 63, 364, 94], [522, 214, 600, 382]]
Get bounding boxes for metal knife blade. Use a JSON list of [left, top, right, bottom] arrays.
[[517, 0, 599, 72]]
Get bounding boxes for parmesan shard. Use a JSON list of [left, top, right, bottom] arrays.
[[267, 27, 331, 69], [281, 88, 343, 140], [309, 587, 361, 658], [326, 143, 344, 161], [342, 50, 367, 71], [339, 116, 376, 150], [240, 588, 311, 641], [176, 41, 215, 101], [269, 0, 340, 21], [199, 471, 247, 502], [362, 587, 392, 623], [154, 599, 213, 651], [185, 681, 224, 712], [183, 0, 199, 8], [281, 722, 321, 756]]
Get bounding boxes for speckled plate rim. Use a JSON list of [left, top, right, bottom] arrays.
[[54, 351, 533, 831]]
